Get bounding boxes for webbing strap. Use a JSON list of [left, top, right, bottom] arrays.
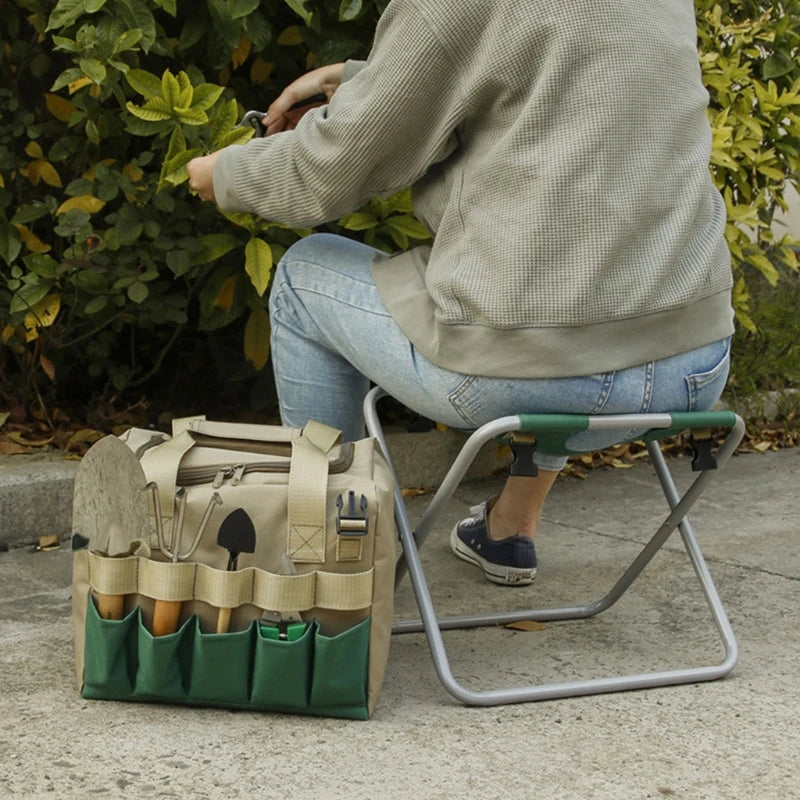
[[287, 422, 341, 563], [139, 430, 195, 546], [87, 551, 373, 611]]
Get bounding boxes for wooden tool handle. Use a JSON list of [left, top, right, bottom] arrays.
[[94, 592, 125, 621], [152, 600, 182, 636], [216, 606, 232, 634]]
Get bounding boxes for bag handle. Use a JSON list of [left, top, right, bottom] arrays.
[[173, 415, 303, 444], [139, 420, 341, 562]]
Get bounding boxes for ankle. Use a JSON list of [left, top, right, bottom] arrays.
[[487, 503, 539, 542]]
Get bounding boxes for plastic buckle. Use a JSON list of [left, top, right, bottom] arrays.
[[690, 430, 718, 472], [509, 435, 538, 477], [336, 491, 368, 535]]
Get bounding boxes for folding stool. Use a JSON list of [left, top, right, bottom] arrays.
[[363, 385, 746, 706]]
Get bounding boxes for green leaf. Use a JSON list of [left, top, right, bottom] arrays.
[[164, 125, 186, 163], [338, 211, 378, 231], [283, 0, 313, 25], [177, 71, 193, 107], [161, 70, 181, 108], [52, 35, 80, 52], [158, 147, 203, 189], [114, 28, 143, 54], [0, 222, 23, 267], [166, 249, 191, 276], [209, 97, 240, 145], [23, 253, 58, 278], [384, 214, 431, 239], [10, 281, 51, 315], [12, 203, 52, 225], [51, 67, 83, 92], [245, 237, 273, 296], [126, 97, 171, 122], [174, 107, 208, 126], [244, 304, 270, 370], [191, 233, 242, 265], [227, 0, 260, 19], [153, 0, 177, 15], [212, 126, 254, 150], [117, 0, 157, 52], [127, 281, 149, 303], [124, 68, 163, 99], [746, 253, 781, 286], [79, 58, 107, 84], [46, 0, 87, 31], [192, 83, 225, 112], [763, 52, 796, 81], [84, 295, 108, 314], [339, 0, 363, 21], [85, 0, 107, 12]]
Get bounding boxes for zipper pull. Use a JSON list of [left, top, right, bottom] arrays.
[[230, 463, 246, 486], [212, 467, 232, 489]]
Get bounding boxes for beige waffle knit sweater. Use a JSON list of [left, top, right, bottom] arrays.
[[213, 0, 734, 378]]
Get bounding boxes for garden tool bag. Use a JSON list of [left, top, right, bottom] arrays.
[[71, 416, 397, 720]]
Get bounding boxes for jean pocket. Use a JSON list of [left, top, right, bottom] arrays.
[[685, 339, 731, 411]]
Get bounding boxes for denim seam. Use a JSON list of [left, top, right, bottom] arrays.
[[589, 372, 615, 414], [447, 375, 481, 428], [641, 360, 654, 413]]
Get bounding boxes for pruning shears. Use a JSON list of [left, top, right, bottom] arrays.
[[238, 93, 327, 136]]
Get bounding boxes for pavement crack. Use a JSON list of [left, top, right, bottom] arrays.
[[542, 517, 800, 582]]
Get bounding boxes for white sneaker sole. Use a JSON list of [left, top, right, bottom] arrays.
[[450, 525, 537, 586]]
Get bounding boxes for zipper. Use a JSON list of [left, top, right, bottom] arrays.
[[178, 441, 355, 487]]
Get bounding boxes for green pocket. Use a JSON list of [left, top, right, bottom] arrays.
[[134, 614, 193, 702], [188, 619, 254, 706], [82, 597, 138, 699], [250, 621, 315, 710], [309, 617, 371, 712]]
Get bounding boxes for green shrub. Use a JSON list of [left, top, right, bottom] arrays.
[[696, 0, 800, 334], [0, 0, 798, 421], [0, 0, 426, 418]]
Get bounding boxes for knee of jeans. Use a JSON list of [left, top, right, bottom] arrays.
[[281, 232, 333, 266]]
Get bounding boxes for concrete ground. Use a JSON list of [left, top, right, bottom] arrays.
[[1, 444, 798, 799]]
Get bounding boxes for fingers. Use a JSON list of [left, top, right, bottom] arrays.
[[186, 152, 220, 202], [263, 63, 345, 136]]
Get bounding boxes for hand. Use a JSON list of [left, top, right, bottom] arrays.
[[264, 62, 345, 135], [187, 151, 221, 202]]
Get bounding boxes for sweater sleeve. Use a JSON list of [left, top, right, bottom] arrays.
[[212, 0, 464, 227]]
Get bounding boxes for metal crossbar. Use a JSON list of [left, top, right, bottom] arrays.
[[364, 386, 745, 706]]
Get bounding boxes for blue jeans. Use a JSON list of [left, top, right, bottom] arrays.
[[268, 234, 731, 471]]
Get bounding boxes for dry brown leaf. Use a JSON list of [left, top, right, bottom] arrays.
[[401, 486, 434, 498], [65, 428, 105, 450], [505, 620, 548, 632], [0, 437, 33, 454], [40, 354, 56, 382], [5, 431, 55, 447], [37, 534, 60, 550]]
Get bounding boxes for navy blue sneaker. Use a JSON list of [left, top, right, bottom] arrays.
[[450, 500, 537, 585]]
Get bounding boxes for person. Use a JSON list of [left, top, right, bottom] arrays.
[[187, 0, 734, 587]]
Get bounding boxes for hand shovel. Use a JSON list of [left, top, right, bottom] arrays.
[[72, 435, 150, 620], [215, 508, 256, 633]]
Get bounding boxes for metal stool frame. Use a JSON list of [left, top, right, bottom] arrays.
[[364, 386, 746, 706]]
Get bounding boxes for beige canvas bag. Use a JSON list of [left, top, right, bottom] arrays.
[[71, 417, 397, 720]]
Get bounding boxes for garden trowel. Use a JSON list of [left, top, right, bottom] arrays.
[[72, 435, 150, 620]]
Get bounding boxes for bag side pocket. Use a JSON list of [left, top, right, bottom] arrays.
[[250, 621, 315, 710], [188, 619, 254, 706], [82, 595, 138, 699], [134, 614, 193, 702], [310, 617, 371, 717]]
